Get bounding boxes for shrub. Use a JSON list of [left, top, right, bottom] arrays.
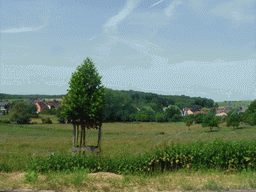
[[59, 118, 66, 124], [185, 118, 193, 131], [40, 107, 57, 115], [201, 108, 210, 112], [202, 113, 221, 132], [1, 119, 10, 124], [226, 110, 242, 129], [247, 113, 256, 126], [171, 114, 183, 122], [41, 117, 52, 124], [10, 113, 20, 122], [183, 114, 195, 122], [155, 112, 167, 122], [194, 113, 206, 124], [16, 116, 30, 124]]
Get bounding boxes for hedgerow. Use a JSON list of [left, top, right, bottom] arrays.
[[27, 138, 256, 175]]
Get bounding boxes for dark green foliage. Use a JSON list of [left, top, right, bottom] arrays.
[[164, 105, 181, 120], [247, 99, 256, 114], [202, 112, 221, 131], [102, 89, 135, 122], [171, 114, 183, 122], [194, 113, 206, 124], [183, 114, 195, 122], [27, 138, 256, 175], [185, 118, 193, 130], [41, 117, 52, 124], [247, 113, 256, 126], [40, 107, 57, 115], [59, 118, 66, 124], [24, 103, 37, 116], [16, 116, 30, 124], [1, 119, 10, 124], [155, 112, 168, 122], [9, 101, 29, 122], [151, 103, 164, 113], [226, 109, 242, 129], [193, 97, 214, 108], [61, 57, 106, 122]]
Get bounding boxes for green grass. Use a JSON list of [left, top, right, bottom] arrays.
[[0, 113, 255, 173]]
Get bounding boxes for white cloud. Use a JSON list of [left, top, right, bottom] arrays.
[[0, 26, 44, 33], [211, 0, 255, 23], [151, 0, 165, 7], [164, 0, 182, 17], [103, 0, 141, 35]]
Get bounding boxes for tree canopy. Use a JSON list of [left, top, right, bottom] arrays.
[[61, 57, 106, 122]]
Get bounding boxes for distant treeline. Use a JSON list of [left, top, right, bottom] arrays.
[[1, 89, 253, 123], [0, 88, 215, 109]]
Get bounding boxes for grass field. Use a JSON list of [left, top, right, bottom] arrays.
[[1, 113, 256, 191]]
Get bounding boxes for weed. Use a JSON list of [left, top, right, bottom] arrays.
[[202, 179, 225, 191], [180, 180, 196, 191], [22, 171, 38, 183]]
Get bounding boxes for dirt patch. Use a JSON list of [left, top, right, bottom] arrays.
[[87, 172, 124, 180]]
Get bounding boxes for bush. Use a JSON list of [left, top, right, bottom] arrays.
[[1, 119, 10, 124], [16, 116, 30, 124], [201, 108, 210, 112], [40, 107, 57, 115], [194, 113, 206, 124], [226, 110, 242, 129], [171, 114, 183, 122], [155, 112, 167, 122], [59, 118, 66, 124], [41, 117, 52, 124], [10, 113, 20, 122], [183, 114, 195, 122]]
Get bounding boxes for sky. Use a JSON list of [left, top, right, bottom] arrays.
[[0, 0, 255, 102]]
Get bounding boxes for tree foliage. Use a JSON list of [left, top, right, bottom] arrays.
[[202, 112, 221, 131], [61, 58, 106, 122], [226, 109, 242, 129], [9, 101, 29, 122], [164, 105, 181, 120], [24, 103, 38, 117], [185, 118, 193, 131]]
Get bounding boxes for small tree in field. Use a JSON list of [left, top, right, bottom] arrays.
[[9, 101, 29, 122], [202, 112, 221, 131], [61, 57, 106, 122], [226, 109, 242, 130], [185, 118, 193, 131]]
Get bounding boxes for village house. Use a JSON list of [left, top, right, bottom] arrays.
[[0, 101, 14, 115], [26, 98, 60, 113], [0, 101, 14, 111]]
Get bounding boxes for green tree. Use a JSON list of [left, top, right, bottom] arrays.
[[171, 114, 183, 122], [9, 101, 29, 122], [226, 109, 242, 130], [134, 106, 155, 122], [155, 112, 168, 122], [185, 118, 193, 131], [194, 113, 206, 124], [202, 112, 221, 132], [61, 57, 106, 122], [164, 105, 181, 120], [242, 100, 256, 126], [24, 103, 38, 117]]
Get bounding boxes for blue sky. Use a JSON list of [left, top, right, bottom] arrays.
[[0, 0, 255, 102]]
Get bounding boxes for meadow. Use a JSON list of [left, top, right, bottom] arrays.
[[1, 112, 256, 191]]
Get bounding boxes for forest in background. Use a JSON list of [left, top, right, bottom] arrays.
[[0, 88, 252, 123]]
